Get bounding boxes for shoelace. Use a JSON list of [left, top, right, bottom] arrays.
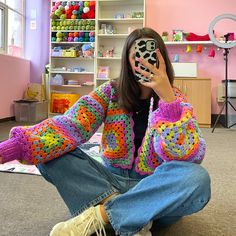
[[82, 211, 106, 236]]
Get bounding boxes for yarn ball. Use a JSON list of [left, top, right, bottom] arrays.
[[66, 13, 72, 19], [79, 32, 84, 37], [84, 1, 90, 7], [81, 13, 87, 19], [58, 5, 64, 11], [82, 44, 92, 51], [87, 10, 95, 19], [74, 32, 79, 37], [89, 31, 95, 37], [55, 9, 62, 16], [73, 5, 79, 11], [61, 1, 67, 7], [83, 7, 90, 14], [68, 37, 74, 42], [78, 37, 84, 42], [90, 1, 96, 7], [89, 37, 95, 42], [55, 2, 61, 8], [84, 37, 89, 42], [50, 13, 58, 19], [68, 32, 73, 37], [66, 1, 71, 6], [60, 14, 66, 19], [74, 37, 79, 42], [79, 1, 83, 7], [72, 10, 78, 15], [89, 5, 95, 11], [52, 6, 57, 12]]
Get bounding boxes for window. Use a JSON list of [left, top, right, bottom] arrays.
[[0, 3, 6, 53], [0, 0, 25, 57]]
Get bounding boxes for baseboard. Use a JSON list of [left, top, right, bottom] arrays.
[[0, 117, 15, 123]]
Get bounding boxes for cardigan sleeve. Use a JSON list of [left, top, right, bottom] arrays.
[[150, 88, 206, 163], [0, 82, 112, 165]]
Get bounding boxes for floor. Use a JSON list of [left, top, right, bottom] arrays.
[[1, 120, 236, 236]]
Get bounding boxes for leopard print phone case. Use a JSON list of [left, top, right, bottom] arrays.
[[134, 38, 158, 82]]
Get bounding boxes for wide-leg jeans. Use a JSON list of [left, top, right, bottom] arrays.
[[37, 147, 211, 236]]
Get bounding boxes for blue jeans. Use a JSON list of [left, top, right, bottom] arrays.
[[37, 147, 211, 236]]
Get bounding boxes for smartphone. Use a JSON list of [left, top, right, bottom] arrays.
[[134, 38, 158, 82]]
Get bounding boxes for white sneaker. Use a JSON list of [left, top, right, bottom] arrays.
[[134, 221, 153, 236], [50, 206, 106, 236]]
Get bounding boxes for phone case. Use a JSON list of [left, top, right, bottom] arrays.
[[135, 38, 158, 82]]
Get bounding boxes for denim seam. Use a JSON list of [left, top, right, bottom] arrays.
[[71, 187, 118, 217], [104, 200, 143, 236], [162, 197, 209, 218]]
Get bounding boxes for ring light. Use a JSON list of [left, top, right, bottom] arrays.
[[208, 14, 236, 48]]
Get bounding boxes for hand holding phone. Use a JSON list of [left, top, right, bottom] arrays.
[[134, 38, 158, 82]]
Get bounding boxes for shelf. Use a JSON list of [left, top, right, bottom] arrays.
[[96, 78, 110, 81], [51, 56, 94, 60], [97, 56, 121, 60], [50, 71, 94, 75], [96, 77, 118, 81], [97, 33, 128, 38], [51, 84, 94, 88], [52, 19, 96, 21], [51, 0, 94, 3], [51, 30, 95, 33], [98, 0, 143, 5], [164, 41, 214, 45], [164, 40, 236, 45], [98, 18, 144, 23], [51, 42, 94, 45]]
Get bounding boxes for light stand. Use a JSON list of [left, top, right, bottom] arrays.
[[208, 14, 236, 133], [212, 33, 236, 132]]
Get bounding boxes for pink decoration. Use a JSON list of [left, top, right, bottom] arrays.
[[196, 45, 203, 53], [208, 48, 215, 57]]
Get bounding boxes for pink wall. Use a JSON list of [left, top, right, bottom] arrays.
[[146, 0, 236, 114], [0, 54, 30, 119]]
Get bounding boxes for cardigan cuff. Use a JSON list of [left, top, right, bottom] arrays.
[[0, 138, 21, 164], [158, 99, 182, 122]]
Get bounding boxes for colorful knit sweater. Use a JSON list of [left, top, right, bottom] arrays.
[[0, 81, 206, 175]]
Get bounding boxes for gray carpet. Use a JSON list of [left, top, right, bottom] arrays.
[[0, 126, 236, 236]]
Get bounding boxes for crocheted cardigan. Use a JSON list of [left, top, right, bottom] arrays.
[[0, 81, 206, 175]]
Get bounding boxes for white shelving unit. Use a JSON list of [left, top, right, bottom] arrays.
[[49, 0, 97, 114], [95, 0, 145, 87], [165, 41, 214, 45], [48, 0, 145, 113]]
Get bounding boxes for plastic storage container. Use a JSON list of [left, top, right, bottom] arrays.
[[222, 80, 236, 97], [228, 98, 236, 127], [14, 100, 48, 122]]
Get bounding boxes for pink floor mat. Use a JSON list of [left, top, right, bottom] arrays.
[[0, 133, 102, 176]]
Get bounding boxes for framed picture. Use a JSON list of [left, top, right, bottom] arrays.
[[97, 66, 109, 79]]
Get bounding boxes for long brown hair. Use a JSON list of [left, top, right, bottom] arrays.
[[115, 27, 174, 112]]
